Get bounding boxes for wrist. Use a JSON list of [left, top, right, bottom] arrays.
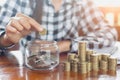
[[57, 40, 71, 53], [0, 33, 15, 48]]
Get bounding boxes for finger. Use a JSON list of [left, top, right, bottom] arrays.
[[10, 17, 31, 31], [21, 29, 31, 37], [16, 13, 43, 32], [6, 25, 23, 37], [9, 18, 24, 31], [6, 25, 22, 43], [17, 17, 31, 30], [6, 25, 18, 33]]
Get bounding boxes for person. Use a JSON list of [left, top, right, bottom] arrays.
[[0, 0, 118, 54]]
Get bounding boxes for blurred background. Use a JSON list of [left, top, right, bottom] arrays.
[[0, 0, 120, 40], [94, 0, 120, 41]]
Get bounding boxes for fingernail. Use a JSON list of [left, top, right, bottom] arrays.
[[40, 27, 44, 31]]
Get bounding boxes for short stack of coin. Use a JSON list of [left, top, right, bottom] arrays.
[[101, 54, 110, 61], [99, 60, 108, 71], [71, 61, 78, 72], [86, 50, 94, 62], [99, 53, 110, 72], [108, 56, 117, 71], [64, 61, 71, 71], [90, 54, 99, 71], [87, 62, 92, 72]]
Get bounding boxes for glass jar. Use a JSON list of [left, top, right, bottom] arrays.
[[24, 40, 59, 70]]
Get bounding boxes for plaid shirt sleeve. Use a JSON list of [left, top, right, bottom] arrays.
[[71, 0, 118, 52]]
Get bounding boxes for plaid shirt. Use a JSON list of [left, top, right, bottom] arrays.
[[0, 0, 118, 52]]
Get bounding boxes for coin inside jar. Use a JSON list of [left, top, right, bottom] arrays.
[[39, 28, 47, 35]]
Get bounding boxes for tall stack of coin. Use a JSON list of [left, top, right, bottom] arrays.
[[99, 60, 108, 71], [90, 54, 99, 71], [86, 50, 94, 62], [78, 62, 87, 74], [108, 56, 117, 71], [78, 41, 86, 62], [64, 61, 71, 71]]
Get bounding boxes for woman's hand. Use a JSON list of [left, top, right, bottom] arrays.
[[2, 13, 43, 46]]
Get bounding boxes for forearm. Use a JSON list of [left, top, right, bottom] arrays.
[[57, 40, 71, 53]]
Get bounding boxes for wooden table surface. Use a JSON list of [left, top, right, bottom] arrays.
[[0, 51, 120, 80]]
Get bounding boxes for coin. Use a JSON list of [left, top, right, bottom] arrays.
[[39, 28, 47, 35]]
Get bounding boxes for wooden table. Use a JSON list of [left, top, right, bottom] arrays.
[[0, 51, 120, 80]]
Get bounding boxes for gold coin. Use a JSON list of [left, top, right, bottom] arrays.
[[39, 28, 47, 35]]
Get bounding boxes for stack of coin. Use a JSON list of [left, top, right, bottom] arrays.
[[92, 62, 99, 71], [86, 50, 94, 62], [108, 56, 117, 71], [87, 62, 92, 72], [78, 62, 87, 74], [78, 41, 86, 62], [67, 53, 76, 62], [64, 61, 71, 71], [90, 54, 99, 63], [99, 60, 108, 71], [71, 61, 78, 72], [90, 54, 99, 71], [101, 54, 110, 61], [95, 53, 102, 61]]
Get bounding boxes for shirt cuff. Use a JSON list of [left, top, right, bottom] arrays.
[[0, 31, 15, 50], [70, 40, 78, 53]]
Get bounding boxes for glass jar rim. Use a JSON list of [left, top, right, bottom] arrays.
[[27, 40, 57, 47]]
